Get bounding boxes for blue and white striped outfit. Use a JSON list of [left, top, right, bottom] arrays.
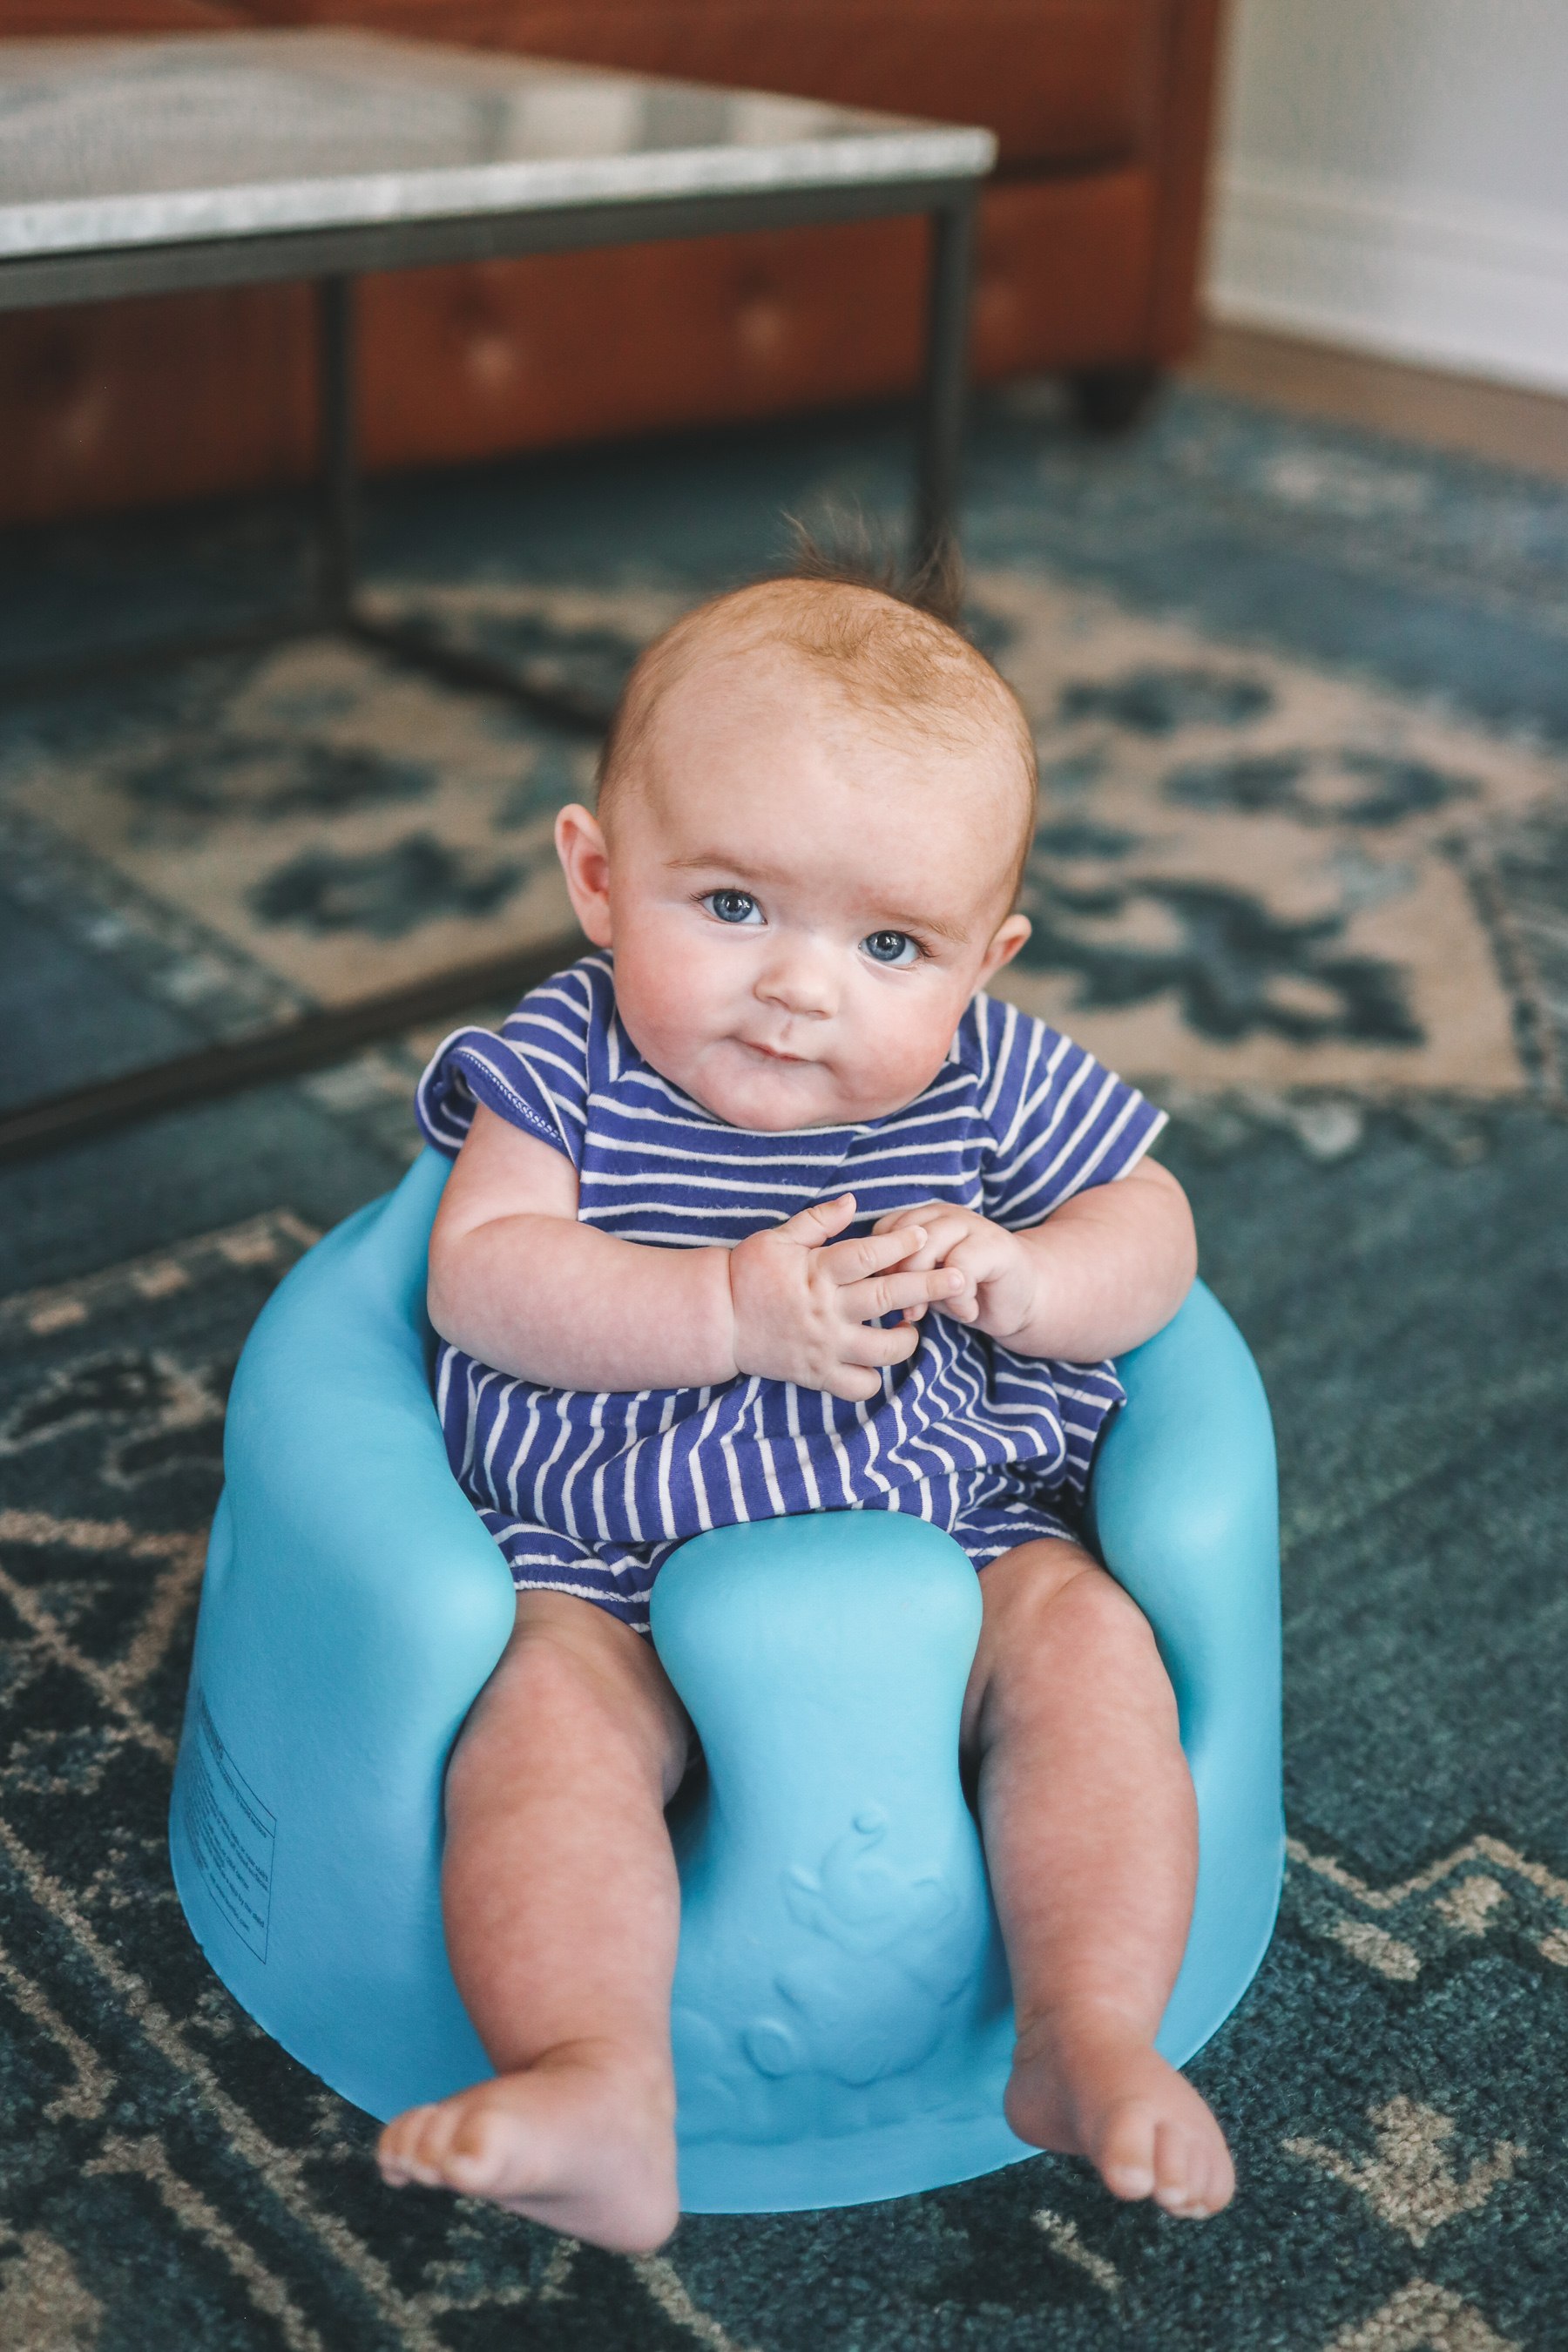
[[416, 954, 1166, 1632]]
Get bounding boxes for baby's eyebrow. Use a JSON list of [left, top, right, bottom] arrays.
[[870, 908, 972, 947], [667, 848, 789, 881]]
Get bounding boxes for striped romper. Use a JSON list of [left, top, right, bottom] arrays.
[[416, 954, 1166, 1633]]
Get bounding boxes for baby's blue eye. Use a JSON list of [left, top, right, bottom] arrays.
[[862, 929, 920, 967], [705, 890, 761, 925]]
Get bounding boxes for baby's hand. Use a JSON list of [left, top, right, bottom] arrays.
[[870, 1200, 1040, 1344], [728, 1193, 967, 1401]]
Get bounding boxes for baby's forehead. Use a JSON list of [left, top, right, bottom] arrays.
[[650, 699, 1025, 925], [660, 612, 1017, 769], [658, 655, 1018, 823], [605, 577, 1038, 897]]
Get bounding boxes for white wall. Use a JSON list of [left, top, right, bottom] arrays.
[[1207, 0, 1568, 393]]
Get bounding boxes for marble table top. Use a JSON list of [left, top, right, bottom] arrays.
[[0, 30, 994, 260]]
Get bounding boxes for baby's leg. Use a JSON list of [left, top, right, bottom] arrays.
[[964, 1541, 1234, 2218], [377, 1591, 691, 2252]]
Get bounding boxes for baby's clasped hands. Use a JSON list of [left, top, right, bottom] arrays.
[[727, 1193, 965, 1401], [873, 1198, 1039, 1340]]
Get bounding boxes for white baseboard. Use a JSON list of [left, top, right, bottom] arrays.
[[1207, 163, 1568, 397]]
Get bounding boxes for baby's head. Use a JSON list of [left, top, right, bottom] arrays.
[[554, 564, 1037, 1132]]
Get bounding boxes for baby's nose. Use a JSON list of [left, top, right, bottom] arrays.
[[756, 931, 841, 1016], [756, 940, 836, 1017]]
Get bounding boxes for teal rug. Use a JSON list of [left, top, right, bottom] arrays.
[[2, 382, 1567, 2349]]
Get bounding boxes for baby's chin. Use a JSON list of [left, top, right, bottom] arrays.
[[677, 1044, 892, 1132]]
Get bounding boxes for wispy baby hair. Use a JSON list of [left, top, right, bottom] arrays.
[[595, 525, 1038, 901]]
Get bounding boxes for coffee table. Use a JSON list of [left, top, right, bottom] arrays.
[[0, 29, 996, 1160]]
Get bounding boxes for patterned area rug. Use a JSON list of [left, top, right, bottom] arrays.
[[3, 385, 1568, 2349]]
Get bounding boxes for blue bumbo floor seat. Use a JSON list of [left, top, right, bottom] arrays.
[[170, 1147, 1283, 2214]]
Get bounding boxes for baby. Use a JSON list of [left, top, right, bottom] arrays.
[[375, 563, 1234, 2248]]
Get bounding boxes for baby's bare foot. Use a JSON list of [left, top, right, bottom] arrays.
[[1004, 2017, 1234, 2219], [376, 2039, 679, 2252]]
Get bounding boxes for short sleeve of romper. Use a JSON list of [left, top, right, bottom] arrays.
[[416, 960, 601, 1168], [966, 990, 1166, 1228]]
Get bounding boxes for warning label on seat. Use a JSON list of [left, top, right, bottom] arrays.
[[179, 1684, 275, 1963]]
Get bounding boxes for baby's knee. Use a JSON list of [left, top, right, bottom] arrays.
[[967, 1540, 1171, 1729], [977, 1538, 1106, 1636]]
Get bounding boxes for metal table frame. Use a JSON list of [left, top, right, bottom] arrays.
[[1, 158, 984, 1167]]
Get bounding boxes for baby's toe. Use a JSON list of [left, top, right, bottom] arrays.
[[386, 2099, 497, 2191], [1097, 2101, 1158, 2202], [1152, 2120, 1234, 2219], [444, 2105, 517, 2192], [1195, 2133, 1236, 2216], [1151, 2122, 1205, 2214], [378, 2105, 445, 2186]]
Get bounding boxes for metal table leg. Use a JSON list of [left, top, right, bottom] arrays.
[[914, 190, 976, 573]]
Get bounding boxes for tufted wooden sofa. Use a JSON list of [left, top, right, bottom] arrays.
[[0, 0, 1226, 528]]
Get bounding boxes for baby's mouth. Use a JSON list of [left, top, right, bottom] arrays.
[[739, 1038, 810, 1065]]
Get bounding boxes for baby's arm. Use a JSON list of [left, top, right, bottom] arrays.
[[429, 1103, 967, 1398], [872, 1158, 1196, 1362]]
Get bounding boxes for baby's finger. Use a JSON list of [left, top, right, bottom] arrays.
[[839, 1320, 923, 1369], [777, 1192, 859, 1247], [820, 1224, 929, 1283], [820, 1363, 891, 1402], [895, 1217, 976, 1273], [905, 1261, 982, 1324], [924, 1245, 983, 1310], [841, 1267, 964, 1324], [870, 1200, 943, 1237]]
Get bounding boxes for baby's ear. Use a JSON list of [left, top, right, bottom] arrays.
[[555, 804, 614, 947], [977, 913, 1031, 985]]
